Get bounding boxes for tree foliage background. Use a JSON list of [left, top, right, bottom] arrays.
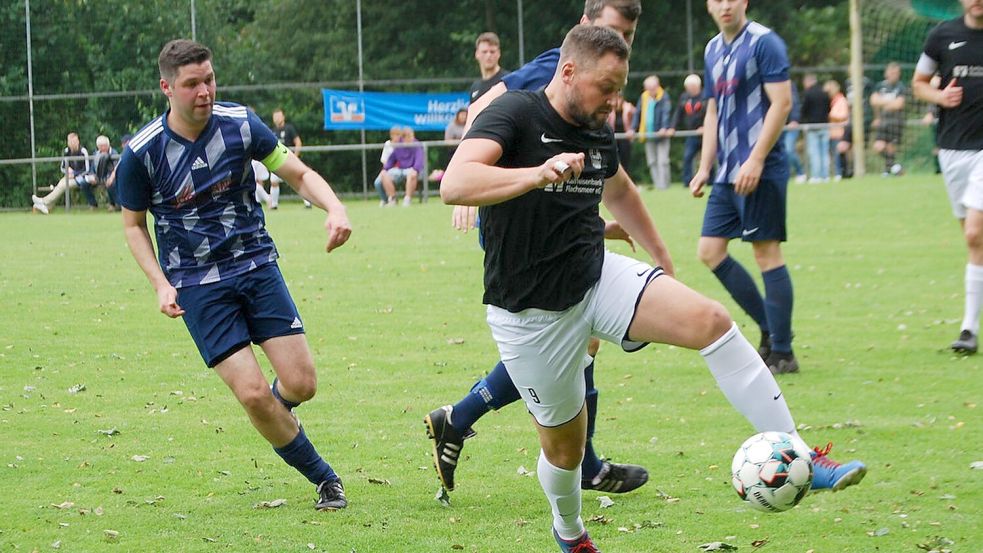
[[0, 0, 880, 207]]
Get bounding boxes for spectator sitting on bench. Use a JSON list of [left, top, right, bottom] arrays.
[[31, 132, 98, 214], [91, 135, 121, 211]]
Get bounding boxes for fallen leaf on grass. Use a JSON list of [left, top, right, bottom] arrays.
[[916, 536, 955, 553], [51, 501, 74, 510], [597, 496, 614, 508], [446, 338, 465, 345], [103, 529, 119, 540], [867, 527, 890, 537], [97, 427, 119, 436], [516, 465, 534, 477], [130, 455, 149, 462], [68, 384, 86, 394], [698, 542, 737, 551], [970, 461, 983, 470], [254, 499, 287, 509], [751, 539, 768, 548], [367, 478, 390, 485], [587, 514, 611, 525]]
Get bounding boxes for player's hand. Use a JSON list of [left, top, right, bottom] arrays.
[[537, 153, 585, 188], [689, 168, 710, 198], [324, 208, 352, 253], [603, 220, 635, 252], [452, 205, 478, 232], [156, 284, 185, 318], [940, 78, 963, 109], [734, 157, 764, 195]]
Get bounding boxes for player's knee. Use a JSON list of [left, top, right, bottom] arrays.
[[237, 383, 280, 416], [280, 373, 317, 403], [700, 300, 734, 344], [542, 442, 585, 471], [965, 225, 983, 250], [696, 242, 724, 268]]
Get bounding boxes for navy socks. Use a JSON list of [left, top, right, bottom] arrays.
[[762, 265, 794, 353], [712, 256, 768, 333], [273, 427, 337, 485]]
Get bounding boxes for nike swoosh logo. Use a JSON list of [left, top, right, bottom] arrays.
[[636, 270, 648, 277], [741, 227, 759, 237], [540, 133, 563, 144], [773, 392, 782, 401], [949, 41, 967, 50], [471, 90, 480, 98]]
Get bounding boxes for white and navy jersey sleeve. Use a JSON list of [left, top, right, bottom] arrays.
[[501, 48, 560, 91], [247, 110, 279, 161], [115, 146, 152, 211], [754, 31, 790, 83]]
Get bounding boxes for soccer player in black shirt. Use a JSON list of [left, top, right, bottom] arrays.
[[913, 0, 983, 353], [442, 24, 807, 553]]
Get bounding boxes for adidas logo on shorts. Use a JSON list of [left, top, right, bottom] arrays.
[[290, 317, 303, 329]]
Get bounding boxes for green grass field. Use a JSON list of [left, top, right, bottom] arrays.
[[2, 175, 980, 552]]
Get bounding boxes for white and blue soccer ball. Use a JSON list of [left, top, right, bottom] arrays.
[[731, 431, 813, 513]]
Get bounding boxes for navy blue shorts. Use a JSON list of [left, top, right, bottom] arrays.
[[177, 263, 305, 367], [700, 178, 787, 242]]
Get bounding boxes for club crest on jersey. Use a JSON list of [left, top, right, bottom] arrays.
[[589, 148, 603, 170]]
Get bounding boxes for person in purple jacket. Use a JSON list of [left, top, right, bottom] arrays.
[[380, 126, 424, 207]]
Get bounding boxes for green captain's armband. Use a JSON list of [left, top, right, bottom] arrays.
[[261, 142, 290, 173]]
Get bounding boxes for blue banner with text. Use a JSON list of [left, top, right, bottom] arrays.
[[322, 89, 469, 131]]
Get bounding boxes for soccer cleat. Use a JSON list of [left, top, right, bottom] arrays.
[[810, 442, 866, 492], [303, 200, 312, 209], [424, 405, 475, 491], [757, 333, 772, 360], [766, 350, 799, 374], [31, 195, 49, 215], [402, 196, 412, 207], [553, 528, 600, 553], [315, 478, 347, 510], [581, 460, 649, 493], [951, 330, 977, 354]]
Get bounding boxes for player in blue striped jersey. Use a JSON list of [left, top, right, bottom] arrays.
[[690, 0, 866, 492], [116, 39, 352, 510]]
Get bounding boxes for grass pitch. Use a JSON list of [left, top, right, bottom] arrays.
[[1, 174, 980, 552]]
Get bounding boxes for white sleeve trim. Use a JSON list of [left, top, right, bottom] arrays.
[[915, 52, 939, 77]]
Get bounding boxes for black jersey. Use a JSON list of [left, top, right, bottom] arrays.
[[469, 69, 509, 102], [275, 123, 300, 148], [921, 17, 983, 150], [466, 90, 619, 313]]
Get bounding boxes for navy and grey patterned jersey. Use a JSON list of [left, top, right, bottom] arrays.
[[116, 102, 280, 288], [703, 21, 790, 185]]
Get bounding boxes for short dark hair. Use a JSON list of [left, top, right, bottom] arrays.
[[158, 39, 212, 82], [475, 32, 500, 49], [559, 25, 630, 68], [584, 0, 642, 22]]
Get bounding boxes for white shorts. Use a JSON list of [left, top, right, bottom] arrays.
[[486, 251, 663, 427], [251, 159, 270, 182], [270, 173, 284, 185], [939, 149, 983, 219]]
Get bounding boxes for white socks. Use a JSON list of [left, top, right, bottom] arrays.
[[701, 323, 798, 438], [537, 450, 584, 541], [270, 185, 280, 208], [962, 263, 983, 334], [255, 184, 270, 204]]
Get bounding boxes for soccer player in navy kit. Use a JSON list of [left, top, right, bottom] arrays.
[[442, 24, 857, 553], [691, 0, 866, 489], [913, 0, 983, 353], [116, 40, 352, 510], [426, 0, 659, 497], [690, 0, 798, 375]]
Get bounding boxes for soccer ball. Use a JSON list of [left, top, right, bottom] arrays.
[[731, 431, 813, 513]]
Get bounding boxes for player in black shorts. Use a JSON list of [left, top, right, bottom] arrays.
[[870, 62, 908, 175]]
